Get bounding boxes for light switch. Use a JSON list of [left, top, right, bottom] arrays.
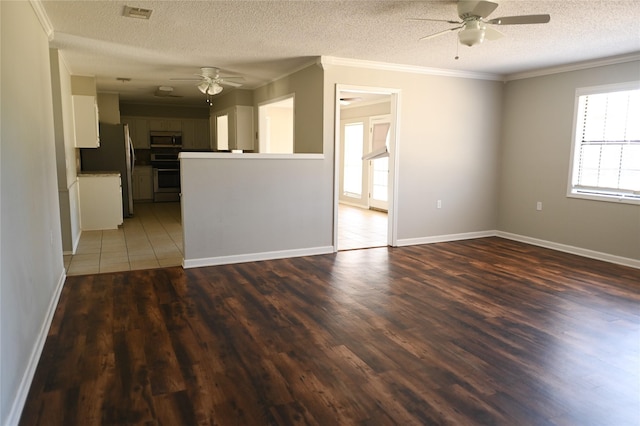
[[536, 201, 543, 211]]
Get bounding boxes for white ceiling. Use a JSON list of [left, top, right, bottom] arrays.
[[38, 0, 640, 106]]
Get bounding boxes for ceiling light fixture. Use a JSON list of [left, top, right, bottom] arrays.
[[458, 21, 486, 47], [123, 6, 152, 19], [198, 82, 223, 95], [198, 81, 223, 106]]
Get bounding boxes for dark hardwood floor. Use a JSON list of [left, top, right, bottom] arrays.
[[20, 237, 640, 425]]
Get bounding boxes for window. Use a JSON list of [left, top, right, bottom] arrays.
[[568, 82, 640, 204]]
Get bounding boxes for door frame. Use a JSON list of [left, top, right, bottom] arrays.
[[333, 84, 401, 251]]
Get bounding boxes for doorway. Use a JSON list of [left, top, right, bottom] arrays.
[[334, 85, 399, 251]]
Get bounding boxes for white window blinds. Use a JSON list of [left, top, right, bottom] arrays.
[[570, 85, 640, 202]]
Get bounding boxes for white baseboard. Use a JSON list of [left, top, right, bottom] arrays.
[[396, 230, 639, 269], [496, 231, 640, 269], [396, 230, 495, 247], [183, 246, 335, 269], [6, 269, 67, 426]]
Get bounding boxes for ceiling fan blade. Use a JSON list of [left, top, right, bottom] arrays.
[[458, 0, 499, 19], [420, 25, 463, 41], [486, 14, 550, 25], [407, 18, 461, 25], [170, 77, 201, 81], [220, 76, 245, 81], [484, 26, 504, 40], [219, 80, 243, 88]]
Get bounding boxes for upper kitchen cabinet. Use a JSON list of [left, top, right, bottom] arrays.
[[211, 106, 254, 151], [148, 119, 182, 132], [182, 119, 210, 150], [122, 116, 150, 148], [72, 95, 100, 148]]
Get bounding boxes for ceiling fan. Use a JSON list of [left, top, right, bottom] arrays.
[[411, 0, 550, 47], [171, 67, 244, 105]]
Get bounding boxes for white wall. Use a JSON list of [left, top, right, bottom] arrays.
[[499, 60, 640, 261], [1, 2, 66, 424], [325, 63, 503, 243]]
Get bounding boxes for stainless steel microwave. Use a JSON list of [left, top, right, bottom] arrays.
[[149, 131, 182, 148]]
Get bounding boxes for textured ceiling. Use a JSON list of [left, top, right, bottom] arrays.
[[39, 0, 640, 106]]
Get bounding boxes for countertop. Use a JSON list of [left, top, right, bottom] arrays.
[[78, 171, 121, 177]]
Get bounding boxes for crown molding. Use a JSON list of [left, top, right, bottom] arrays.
[[320, 56, 503, 82], [29, 0, 54, 41], [506, 52, 640, 81]]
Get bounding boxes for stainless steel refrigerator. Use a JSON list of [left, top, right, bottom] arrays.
[[80, 123, 135, 217]]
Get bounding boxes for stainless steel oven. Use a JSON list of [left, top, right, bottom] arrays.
[[151, 152, 180, 202]]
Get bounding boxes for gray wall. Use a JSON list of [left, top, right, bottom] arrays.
[[1, 2, 66, 424], [325, 65, 503, 242], [499, 61, 640, 260], [181, 65, 332, 264], [253, 64, 324, 153], [181, 155, 332, 264], [50, 48, 82, 254]]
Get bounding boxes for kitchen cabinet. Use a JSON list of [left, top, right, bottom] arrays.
[[132, 166, 153, 201], [148, 119, 182, 132], [182, 119, 210, 150], [72, 95, 100, 148], [122, 116, 150, 148], [78, 173, 123, 230], [211, 106, 254, 151]]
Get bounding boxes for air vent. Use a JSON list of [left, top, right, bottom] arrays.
[[123, 6, 152, 20]]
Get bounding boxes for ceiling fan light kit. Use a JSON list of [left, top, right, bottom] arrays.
[[197, 81, 223, 95], [170, 67, 244, 105], [458, 21, 486, 47], [413, 0, 550, 49]]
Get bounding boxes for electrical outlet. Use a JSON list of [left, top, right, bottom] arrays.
[[536, 201, 543, 211], [437, 200, 442, 209]]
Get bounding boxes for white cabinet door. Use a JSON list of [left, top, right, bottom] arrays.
[[132, 166, 153, 201], [149, 119, 182, 132], [78, 175, 123, 230], [73, 95, 100, 148]]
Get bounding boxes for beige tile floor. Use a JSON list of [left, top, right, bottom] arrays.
[[64, 202, 183, 276], [65, 202, 385, 274], [338, 203, 388, 250]]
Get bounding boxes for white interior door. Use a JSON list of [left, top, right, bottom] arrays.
[[369, 117, 390, 211]]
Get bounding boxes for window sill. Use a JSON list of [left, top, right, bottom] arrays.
[[567, 191, 640, 206]]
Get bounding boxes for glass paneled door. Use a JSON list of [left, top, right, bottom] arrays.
[[369, 117, 391, 211]]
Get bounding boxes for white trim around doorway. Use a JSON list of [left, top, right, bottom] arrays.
[[333, 84, 401, 251]]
